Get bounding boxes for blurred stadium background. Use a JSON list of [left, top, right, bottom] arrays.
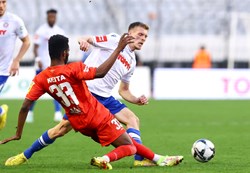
[[8, 0, 250, 68], [4, 0, 250, 100]]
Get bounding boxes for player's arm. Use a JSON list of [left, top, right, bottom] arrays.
[[9, 35, 30, 76], [0, 98, 34, 144], [78, 35, 94, 52], [95, 34, 134, 78], [78, 33, 118, 51], [118, 81, 148, 105]]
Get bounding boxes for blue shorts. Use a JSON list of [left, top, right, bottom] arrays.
[[36, 69, 42, 75], [0, 75, 9, 93], [91, 92, 127, 114], [64, 92, 126, 120]]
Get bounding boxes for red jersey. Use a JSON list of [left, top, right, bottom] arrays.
[[26, 62, 113, 132]]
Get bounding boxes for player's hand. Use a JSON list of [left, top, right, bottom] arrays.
[[137, 95, 149, 105], [0, 135, 21, 144], [117, 33, 134, 51], [9, 59, 20, 76], [78, 39, 91, 52]]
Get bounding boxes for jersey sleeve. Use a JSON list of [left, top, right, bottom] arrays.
[[92, 33, 120, 50], [15, 15, 28, 39], [71, 62, 97, 81], [26, 77, 46, 101]]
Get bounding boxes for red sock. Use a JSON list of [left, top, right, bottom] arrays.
[[106, 144, 136, 162], [131, 137, 155, 160]]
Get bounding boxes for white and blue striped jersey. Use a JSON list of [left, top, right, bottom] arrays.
[[0, 12, 28, 76]]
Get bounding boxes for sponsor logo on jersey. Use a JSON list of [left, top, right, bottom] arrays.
[[69, 107, 82, 114], [117, 54, 130, 70], [96, 35, 107, 42], [83, 65, 90, 72], [0, 30, 7, 35]]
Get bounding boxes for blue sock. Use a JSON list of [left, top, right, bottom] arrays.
[[53, 100, 61, 112], [127, 128, 144, 161], [24, 131, 55, 159], [29, 101, 36, 111]]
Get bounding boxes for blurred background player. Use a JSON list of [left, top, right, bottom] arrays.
[[0, 0, 30, 129], [0, 22, 164, 167], [2, 34, 183, 169], [26, 8, 65, 123], [192, 45, 212, 68]]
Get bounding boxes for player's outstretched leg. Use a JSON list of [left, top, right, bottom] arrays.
[[4, 131, 55, 166], [127, 128, 155, 166], [0, 104, 8, 130], [23, 131, 55, 159], [130, 137, 184, 166], [90, 132, 137, 170], [91, 144, 137, 170]]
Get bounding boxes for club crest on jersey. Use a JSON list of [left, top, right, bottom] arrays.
[[117, 54, 130, 70], [96, 35, 107, 42]]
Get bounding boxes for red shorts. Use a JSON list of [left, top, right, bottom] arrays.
[[79, 116, 125, 146]]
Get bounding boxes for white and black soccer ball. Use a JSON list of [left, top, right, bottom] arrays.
[[191, 139, 215, 163]]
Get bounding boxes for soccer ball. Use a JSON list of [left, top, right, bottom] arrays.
[[191, 139, 215, 163]]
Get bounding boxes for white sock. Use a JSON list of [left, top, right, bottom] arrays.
[[102, 155, 110, 163], [152, 154, 161, 163]]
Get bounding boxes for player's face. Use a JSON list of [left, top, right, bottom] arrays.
[[0, 0, 7, 17], [128, 26, 148, 51], [47, 13, 57, 27]]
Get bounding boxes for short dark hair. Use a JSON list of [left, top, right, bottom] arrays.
[[200, 45, 205, 50], [48, 34, 69, 60], [47, 8, 57, 14], [128, 22, 149, 31]]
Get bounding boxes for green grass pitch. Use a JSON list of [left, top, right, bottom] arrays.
[[0, 99, 249, 173]]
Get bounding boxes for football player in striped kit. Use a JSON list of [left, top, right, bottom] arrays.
[[0, 0, 30, 130]]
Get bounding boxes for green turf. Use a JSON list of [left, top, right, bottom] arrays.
[[0, 99, 249, 173]]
